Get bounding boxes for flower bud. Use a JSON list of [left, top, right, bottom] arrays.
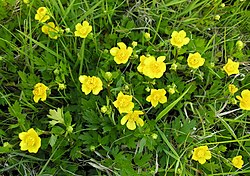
[[90, 145, 95, 151], [236, 40, 244, 50], [215, 15, 220, 21], [132, 41, 138, 48], [58, 83, 66, 90], [144, 32, 150, 40], [66, 126, 73, 133], [151, 133, 158, 139], [105, 72, 112, 80], [65, 28, 71, 33], [124, 85, 129, 90], [170, 63, 178, 71], [168, 87, 176, 95], [220, 3, 225, 7], [145, 87, 150, 92], [101, 106, 108, 113]]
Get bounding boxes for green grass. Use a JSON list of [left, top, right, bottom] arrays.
[[0, 0, 250, 175]]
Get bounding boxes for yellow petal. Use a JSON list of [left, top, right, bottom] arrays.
[[121, 115, 129, 125], [81, 85, 91, 95], [82, 21, 89, 27], [33, 95, 40, 103], [75, 23, 82, 31], [198, 158, 206, 164], [157, 56, 166, 62], [136, 118, 144, 127], [19, 132, 27, 140], [179, 30, 186, 38], [171, 31, 178, 38], [126, 120, 136, 130], [117, 42, 126, 49], [183, 38, 190, 45], [151, 100, 158, 107], [205, 151, 212, 159], [110, 47, 119, 56], [79, 75, 87, 83]]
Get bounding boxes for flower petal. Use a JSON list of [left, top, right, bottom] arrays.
[[117, 42, 126, 49], [136, 118, 144, 127], [110, 47, 119, 56], [121, 115, 129, 125], [126, 120, 136, 130]]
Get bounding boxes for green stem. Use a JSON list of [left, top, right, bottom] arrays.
[[79, 39, 86, 76]]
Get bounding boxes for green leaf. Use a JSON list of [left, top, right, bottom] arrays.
[[47, 108, 65, 126], [49, 134, 58, 147], [156, 85, 193, 122], [64, 111, 72, 127]]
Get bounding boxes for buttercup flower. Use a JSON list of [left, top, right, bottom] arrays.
[[74, 21, 92, 38], [232, 155, 244, 169], [19, 128, 41, 153], [41, 22, 61, 39], [228, 84, 238, 95], [121, 110, 144, 130], [223, 59, 239, 76], [170, 30, 190, 48], [187, 52, 205, 69], [192, 146, 212, 164], [236, 89, 250, 110], [113, 92, 134, 114], [33, 83, 49, 103], [142, 56, 166, 79], [35, 7, 50, 22], [110, 42, 133, 64], [79, 75, 103, 95], [146, 89, 167, 107]]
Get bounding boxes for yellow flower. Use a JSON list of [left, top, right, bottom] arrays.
[[170, 30, 190, 48], [19, 128, 41, 153], [228, 84, 238, 95], [35, 7, 50, 22], [41, 22, 61, 39], [192, 146, 212, 164], [121, 110, 144, 130], [146, 89, 167, 107], [223, 59, 239, 76], [110, 42, 133, 64], [142, 56, 166, 79], [236, 89, 250, 110], [33, 83, 49, 103], [79, 75, 103, 95], [232, 155, 244, 169], [113, 92, 134, 114], [187, 52, 205, 69], [74, 21, 92, 38]]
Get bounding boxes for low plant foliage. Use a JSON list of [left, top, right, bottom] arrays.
[[0, 0, 250, 175]]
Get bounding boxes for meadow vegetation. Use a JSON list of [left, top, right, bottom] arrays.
[[0, 0, 250, 175]]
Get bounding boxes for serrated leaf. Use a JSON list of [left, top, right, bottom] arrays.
[[49, 134, 57, 147], [47, 108, 65, 126]]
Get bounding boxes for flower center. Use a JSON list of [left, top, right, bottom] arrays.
[[225, 64, 234, 72], [118, 98, 130, 107], [151, 62, 161, 73], [153, 93, 160, 101], [197, 150, 205, 157], [80, 27, 88, 35], [117, 49, 127, 60], [26, 135, 35, 146], [174, 36, 183, 44], [87, 78, 97, 89], [34, 86, 44, 96]]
